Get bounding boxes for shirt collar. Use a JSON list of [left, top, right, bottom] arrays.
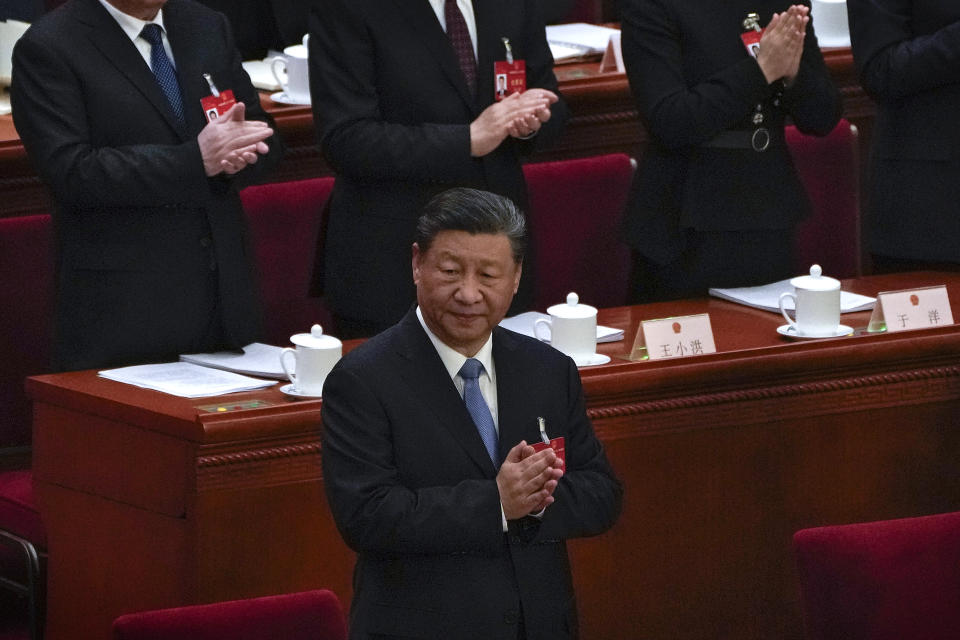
[[98, 0, 166, 44], [416, 306, 494, 381]]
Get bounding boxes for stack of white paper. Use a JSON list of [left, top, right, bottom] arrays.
[[99, 362, 276, 398], [709, 279, 876, 313], [180, 343, 286, 379], [500, 311, 624, 343], [545, 23, 619, 55]]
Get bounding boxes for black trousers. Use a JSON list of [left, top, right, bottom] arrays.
[[630, 228, 796, 303]]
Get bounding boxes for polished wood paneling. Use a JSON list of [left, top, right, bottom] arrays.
[[29, 271, 960, 640]]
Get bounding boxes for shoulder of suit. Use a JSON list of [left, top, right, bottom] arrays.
[[494, 325, 576, 367]]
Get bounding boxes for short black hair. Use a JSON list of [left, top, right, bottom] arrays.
[[414, 188, 526, 264]]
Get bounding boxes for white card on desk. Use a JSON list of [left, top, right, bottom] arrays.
[[598, 32, 624, 73], [630, 314, 717, 361], [868, 286, 954, 333]]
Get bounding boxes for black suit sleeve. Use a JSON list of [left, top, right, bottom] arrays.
[[848, 0, 960, 100], [780, 12, 843, 135], [535, 359, 623, 541]]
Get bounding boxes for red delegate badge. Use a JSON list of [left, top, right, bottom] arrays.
[[494, 60, 526, 101]]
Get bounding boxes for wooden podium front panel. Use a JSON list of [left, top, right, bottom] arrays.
[[29, 273, 960, 640], [29, 374, 353, 640]]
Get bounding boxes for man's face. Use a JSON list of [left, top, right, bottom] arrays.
[[413, 230, 521, 357]]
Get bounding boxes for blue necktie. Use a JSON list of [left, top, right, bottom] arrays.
[[459, 358, 498, 465], [140, 24, 186, 128]]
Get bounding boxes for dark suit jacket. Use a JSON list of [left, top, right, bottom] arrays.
[[308, 0, 569, 327], [321, 310, 622, 639], [11, 0, 282, 371], [621, 0, 841, 264], [847, 0, 960, 262]]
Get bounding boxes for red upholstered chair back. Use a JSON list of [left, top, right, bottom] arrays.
[[0, 214, 54, 450], [787, 119, 862, 278], [241, 177, 335, 345], [523, 153, 634, 311], [112, 589, 348, 640], [793, 511, 960, 640], [562, 0, 604, 23]]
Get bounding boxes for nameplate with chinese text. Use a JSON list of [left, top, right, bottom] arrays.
[[630, 314, 717, 361], [868, 286, 954, 333]]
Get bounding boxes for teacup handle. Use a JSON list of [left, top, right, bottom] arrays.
[[279, 347, 298, 386], [270, 56, 288, 89], [533, 318, 552, 342], [779, 292, 798, 330]]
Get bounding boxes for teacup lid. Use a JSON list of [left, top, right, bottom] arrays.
[[290, 324, 341, 349], [283, 43, 308, 59], [546, 292, 597, 319], [790, 264, 840, 291]]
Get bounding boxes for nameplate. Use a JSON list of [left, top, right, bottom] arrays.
[[598, 32, 624, 73], [867, 285, 954, 333], [629, 314, 717, 361]]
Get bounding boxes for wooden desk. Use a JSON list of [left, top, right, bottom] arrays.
[[29, 272, 960, 640], [1, 49, 874, 220]]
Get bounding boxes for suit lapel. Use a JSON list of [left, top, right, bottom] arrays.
[[74, 0, 188, 139], [390, 0, 478, 113], [473, 0, 502, 111], [394, 311, 498, 476], [491, 327, 530, 463]]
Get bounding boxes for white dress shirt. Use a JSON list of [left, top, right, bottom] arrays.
[[98, 0, 176, 71]]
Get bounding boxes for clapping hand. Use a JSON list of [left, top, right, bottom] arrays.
[[197, 102, 274, 176], [756, 5, 809, 85]]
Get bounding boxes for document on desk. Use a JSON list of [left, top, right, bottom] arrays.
[[500, 311, 625, 342], [180, 343, 286, 379], [709, 280, 876, 314], [545, 23, 620, 55], [99, 362, 276, 398]]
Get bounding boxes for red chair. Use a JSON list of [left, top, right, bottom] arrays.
[[240, 177, 335, 345], [523, 153, 635, 310], [0, 213, 53, 640], [787, 119, 862, 278], [793, 511, 960, 640], [112, 590, 348, 640]]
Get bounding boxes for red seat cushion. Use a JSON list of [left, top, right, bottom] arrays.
[[112, 589, 347, 640], [0, 471, 44, 547], [794, 510, 960, 640]]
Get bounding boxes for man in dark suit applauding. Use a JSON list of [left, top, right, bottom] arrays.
[[308, 0, 568, 338], [11, 0, 282, 371], [321, 188, 622, 639]]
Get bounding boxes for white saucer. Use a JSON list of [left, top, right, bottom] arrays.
[[777, 324, 854, 339], [574, 353, 611, 367], [279, 383, 322, 398], [269, 91, 311, 106]]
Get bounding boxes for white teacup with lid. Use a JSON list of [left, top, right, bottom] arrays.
[[270, 35, 310, 103], [279, 324, 341, 396], [778, 264, 842, 337], [534, 292, 597, 362]]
